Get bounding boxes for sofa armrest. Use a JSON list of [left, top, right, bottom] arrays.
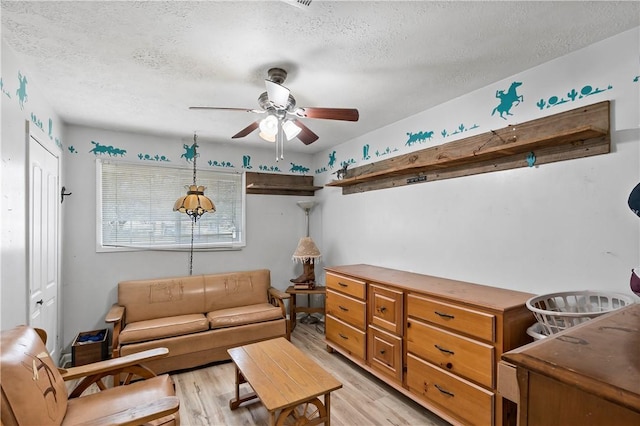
[[105, 304, 125, 323], [105, 304, 125, 358], [60, 347, 170, 397], [268, 287, 290, 319]]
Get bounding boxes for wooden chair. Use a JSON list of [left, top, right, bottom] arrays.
[[1, 325, 180, 425]]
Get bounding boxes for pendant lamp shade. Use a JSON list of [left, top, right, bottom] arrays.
[[173, 184, 215, 219]]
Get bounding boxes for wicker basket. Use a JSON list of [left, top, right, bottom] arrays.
[[526, 291, 635, 336]]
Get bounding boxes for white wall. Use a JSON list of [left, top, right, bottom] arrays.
[[4, 27, 639, 359], [313, 28, 640, 298], [62, 125, 317, 349], [1, 42, 65, 329]]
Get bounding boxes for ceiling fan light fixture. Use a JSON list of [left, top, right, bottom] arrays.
[[259, 131, 276, 142], [283, 120, 302, 140], [259, 114, 278, 137]]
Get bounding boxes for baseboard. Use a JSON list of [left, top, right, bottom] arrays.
[[60, 352, 72, 368]]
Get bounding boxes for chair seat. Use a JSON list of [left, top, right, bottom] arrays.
[[63, 374, 177, 425]]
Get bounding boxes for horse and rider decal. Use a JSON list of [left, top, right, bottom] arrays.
[[492, 81, 523, 119]]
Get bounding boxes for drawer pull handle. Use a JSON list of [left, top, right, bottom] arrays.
[[338, 333, 349, 340], [338, 282, 348, 287], [434, 345, 455, 355], [434, 311, 455, 319], [338, 305, 349, 311], [379, 349, 386, 355], [378, 306, 387, 313], [434, 384, 455, 397]]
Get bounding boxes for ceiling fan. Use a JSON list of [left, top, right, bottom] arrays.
[[189, 68, 359, 160]]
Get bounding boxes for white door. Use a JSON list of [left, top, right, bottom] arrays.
[[28, 132, 60, 361]]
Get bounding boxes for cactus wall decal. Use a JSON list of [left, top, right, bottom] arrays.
[[208, 159, 234, 168], [139, 153, 170, 162], [258, 165, 282, 172], [536, 83, 613, 110]]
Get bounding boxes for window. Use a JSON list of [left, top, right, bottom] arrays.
[[97, 159, 245, 251]]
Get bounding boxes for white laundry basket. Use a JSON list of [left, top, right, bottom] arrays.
[[526, 291, 635, 336]]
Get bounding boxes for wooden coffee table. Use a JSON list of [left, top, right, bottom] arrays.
[[228, 337, 342, 426]]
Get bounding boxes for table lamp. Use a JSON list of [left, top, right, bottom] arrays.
[[291, 201, 321, 286]]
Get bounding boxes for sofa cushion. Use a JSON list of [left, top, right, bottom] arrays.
[[207, 303, 283, 329], [119, 314, 209, 344], [204, 269, 271, 312], [118, 275, 205, 323]]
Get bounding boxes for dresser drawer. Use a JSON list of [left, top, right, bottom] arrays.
[[326, 273, 366, 300], [326, 315, 366, 360], [407, 353, 494, 426], [407, 293, 495, 342], [368, 325, 402, 383], [369, 284, 403, 335], [326, 289, 366, 329], [407, 318, 495, 388]]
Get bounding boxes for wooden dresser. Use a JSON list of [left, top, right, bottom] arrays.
[[501, 303, 640, 426], [325, 264, 535, 426]]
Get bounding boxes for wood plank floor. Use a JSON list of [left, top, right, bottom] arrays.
[[171, 321, 451, 426]]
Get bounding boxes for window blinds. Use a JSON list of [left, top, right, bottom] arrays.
[[98, 160, 245, 250]]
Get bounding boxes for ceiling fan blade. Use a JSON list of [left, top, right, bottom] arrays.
[[294, 120, 320, 145], [189, 106, 262, 113], [294, 107, 359, 121], [232, 121, 260, 139], [265, 80, 290, 108]]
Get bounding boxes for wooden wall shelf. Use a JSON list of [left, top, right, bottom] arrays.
[[245, 172, 321, 196], [327, 101, 610, 194]]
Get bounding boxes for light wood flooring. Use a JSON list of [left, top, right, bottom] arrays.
[[171, 320, 451, 426]]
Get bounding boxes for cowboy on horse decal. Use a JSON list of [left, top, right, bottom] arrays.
[[492, 81, 523, 119]]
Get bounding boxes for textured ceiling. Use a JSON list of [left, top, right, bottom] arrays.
[[2, 1, 639, 154]]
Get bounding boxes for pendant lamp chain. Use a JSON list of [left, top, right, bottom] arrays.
[[173, 133, 216, 275]]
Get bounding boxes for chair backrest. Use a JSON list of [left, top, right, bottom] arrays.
[[1, 326, 68, 426]]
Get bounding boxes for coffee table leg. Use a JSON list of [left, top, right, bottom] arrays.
[[229, 365, 258, 410], [325, 393, 331, 426], [290, 293, 297, 332]]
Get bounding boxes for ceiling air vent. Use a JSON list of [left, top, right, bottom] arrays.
[[281, 0, 312, 8]]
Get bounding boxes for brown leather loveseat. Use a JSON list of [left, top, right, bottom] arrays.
[[106, 269, 289, 374]]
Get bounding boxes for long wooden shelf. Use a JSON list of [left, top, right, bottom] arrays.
[[327, 101, 610, 194], [245, 172, 321, 196]]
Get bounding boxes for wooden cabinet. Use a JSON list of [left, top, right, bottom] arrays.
[[325, 264, 535, 426], [501, 303, 640, 426], [325, 272, 367, 361], [369, 284, 403, 335]]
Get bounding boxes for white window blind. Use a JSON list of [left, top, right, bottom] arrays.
[[97, 159, 245, 251]]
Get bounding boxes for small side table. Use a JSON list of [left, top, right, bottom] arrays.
[[286, 286, 326, 332]]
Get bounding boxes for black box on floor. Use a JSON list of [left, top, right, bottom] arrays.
[[72, 329, 108, 366]]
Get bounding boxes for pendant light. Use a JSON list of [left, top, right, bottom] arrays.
[[173, 133, 215, 275]]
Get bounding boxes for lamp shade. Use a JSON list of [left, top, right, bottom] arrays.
[[292, 237, 321, 263], [173, 185, 216, 219], [283, 120, 302, 140]]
